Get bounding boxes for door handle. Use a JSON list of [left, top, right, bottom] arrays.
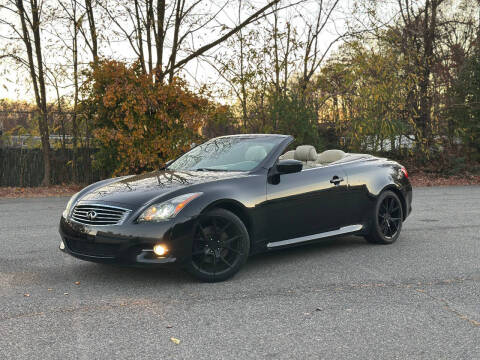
[[330, 176, 344, 185]]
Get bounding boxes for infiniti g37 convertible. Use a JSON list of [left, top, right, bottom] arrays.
[[59, 134, 412, 282]]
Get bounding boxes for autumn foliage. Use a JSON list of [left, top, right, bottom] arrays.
[[82, 60, 210, 175]]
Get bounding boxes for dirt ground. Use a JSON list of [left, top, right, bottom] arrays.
[[0, 185, 83, 198], [1, 173, 479, 198]]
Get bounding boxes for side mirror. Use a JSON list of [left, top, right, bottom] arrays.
[[268, 159, 302, 185], [276, 159, 303, 174]]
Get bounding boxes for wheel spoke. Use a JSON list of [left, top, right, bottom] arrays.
[[219, 255, 233, 267], [388, 198, 394, 212], [212, 217, 219, 234], [381, 220, 388, 233], [203, 253, 215, 266], [220, 221, 232, 233], [212, 250, 217, 268], [198, 224, 209, 241], [223, 245, 243, 255], [223, 235, 242, 245]]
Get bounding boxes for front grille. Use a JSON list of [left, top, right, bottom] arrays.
[[71, 204, 130, 225], [65, 237, 119, 257]]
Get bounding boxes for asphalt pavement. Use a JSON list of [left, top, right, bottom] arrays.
[[0, 186, 479, 359]]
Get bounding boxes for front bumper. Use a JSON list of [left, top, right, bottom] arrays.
[[59, 215, 197, 267]]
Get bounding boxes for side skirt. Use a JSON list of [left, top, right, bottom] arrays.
[[266, 224, 363, 249]]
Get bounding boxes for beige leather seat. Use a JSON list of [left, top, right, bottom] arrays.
[[316, 149, 346, 165], [294, 145, 318, 169], [279, 150, 295, 160]]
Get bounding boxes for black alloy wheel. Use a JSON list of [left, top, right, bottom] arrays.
[[185, 208, 250, 282], [365, 190, 403, 244]]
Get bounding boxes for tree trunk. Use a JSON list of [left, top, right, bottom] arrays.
[[146, 0, 153, 73], [155, 0, 165, 80], [168, 0, 183, 83], [17, 0, 51, 185], [273, 10, 280, 131], [238, 15, 248, 130], [85, 0, 98, 62], [283, 22, 291, 96], [72, 0, 79, 183], [415, 0, 441, 150], [134, 0, 147, 74], [54, 80, 67, 160]]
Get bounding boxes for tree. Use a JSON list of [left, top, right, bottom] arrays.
[[210, 19, 266, 131], [83, 0, 98, 62], [299, 0, 342, 94], [315, 39, 418, 153], [101, 0, 282, 83], [2, 0, 52, 185], [449, 43, 480, 156], [82, 60, 212, 175]]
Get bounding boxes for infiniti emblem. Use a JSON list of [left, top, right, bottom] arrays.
[[86, 211, 97, 220]]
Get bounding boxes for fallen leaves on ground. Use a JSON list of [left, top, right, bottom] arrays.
[[0, 185, 83, 199], [409, 172, 480, 187], [170, 337, 181, 345]]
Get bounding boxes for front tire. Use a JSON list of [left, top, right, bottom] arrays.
[[365, 190, 403, 244], [185, 208, 250, 282]]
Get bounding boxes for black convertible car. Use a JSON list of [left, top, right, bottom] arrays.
[[59, 134, 412, 282]]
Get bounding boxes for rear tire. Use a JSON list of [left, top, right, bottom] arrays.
[[365, 190, 403, 244], [185, 208, 250, 282]]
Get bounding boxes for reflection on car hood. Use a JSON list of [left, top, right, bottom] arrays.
[[79, 169, 246, 206]]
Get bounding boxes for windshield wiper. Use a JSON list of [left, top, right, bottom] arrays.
[[195, 168, 230, 171], [194, 168, 228, 172]]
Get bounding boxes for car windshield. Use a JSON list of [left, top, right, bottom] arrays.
[[168, 136, 283, 172]]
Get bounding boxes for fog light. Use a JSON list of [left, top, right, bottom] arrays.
[[153, 244, 167, 256], [60, 241, 65, 250]]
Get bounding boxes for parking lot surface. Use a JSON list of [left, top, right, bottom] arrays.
[[0, 186, 479, 359]]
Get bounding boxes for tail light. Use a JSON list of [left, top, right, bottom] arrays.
[[401, 167, 408, 178]]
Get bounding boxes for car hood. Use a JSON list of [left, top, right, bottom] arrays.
[[78, 169, 246, 206]]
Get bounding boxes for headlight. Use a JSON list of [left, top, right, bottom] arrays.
[[138, 193, 202, 222], [62, 192, 79, 218]]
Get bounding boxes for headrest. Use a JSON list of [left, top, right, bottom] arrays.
[[294, 145, 317, 162], [317, 149, 346, 164], [279, 150, 295, 160], [245, 145, 267, 162]]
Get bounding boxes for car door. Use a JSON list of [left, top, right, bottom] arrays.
[[265, 163, 349, 243]]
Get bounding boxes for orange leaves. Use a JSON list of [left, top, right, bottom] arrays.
[[83, 60, 209, 176]]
